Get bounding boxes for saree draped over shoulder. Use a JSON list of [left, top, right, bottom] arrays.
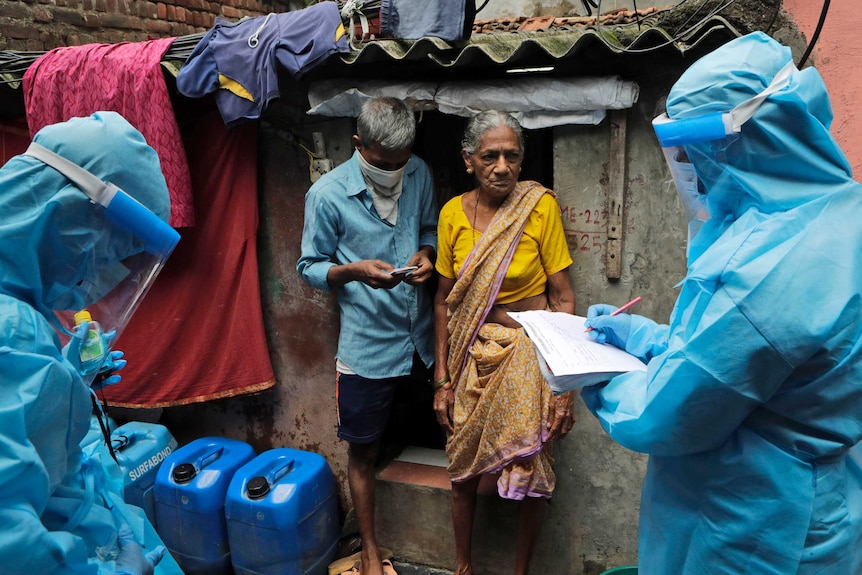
[[445, 181, 556, 500]]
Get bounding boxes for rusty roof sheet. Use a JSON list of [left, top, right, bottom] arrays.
[[472, 6, 666, 33]]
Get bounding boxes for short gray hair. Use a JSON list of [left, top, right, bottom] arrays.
[[356, 97, 416, 152], [461, 110, 524, 155]]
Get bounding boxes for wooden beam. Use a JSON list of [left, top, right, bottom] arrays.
[[605, 109, 627, 279]]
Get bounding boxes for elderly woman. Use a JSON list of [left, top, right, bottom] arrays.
[[433, 110, 576, 575]]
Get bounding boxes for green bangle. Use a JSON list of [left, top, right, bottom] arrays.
[[433, 375, 451, 390]]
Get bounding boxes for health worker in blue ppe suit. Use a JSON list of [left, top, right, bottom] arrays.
[[582, 32, 862, 575], [0, 112, 180, 575]]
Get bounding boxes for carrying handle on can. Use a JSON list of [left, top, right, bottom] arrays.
[[266, 457, 295, 486], [196, 446, 225, 470], [110, 426, 155, 451], [111, 434, 131, 451]]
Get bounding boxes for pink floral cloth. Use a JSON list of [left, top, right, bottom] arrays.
[[23, 38, 194, 227]]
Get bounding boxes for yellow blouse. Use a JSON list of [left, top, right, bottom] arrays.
[[436, 191, 573, 305]]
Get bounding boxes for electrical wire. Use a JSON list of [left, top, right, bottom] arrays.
[[764, 0, 782, 34], [796, 0, 830, 68], [591, 0, 737, 55], [297, 141, 326, 182]]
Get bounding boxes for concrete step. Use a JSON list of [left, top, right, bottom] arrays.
[[372, 447, 525, 575]]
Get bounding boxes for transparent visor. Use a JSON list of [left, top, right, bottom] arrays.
[[24, 143, 180, 385], [655, 141, 714, 246], [652, 61, 796, 248]]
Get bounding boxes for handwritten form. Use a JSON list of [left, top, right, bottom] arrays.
[[508, 310, 647, 392]]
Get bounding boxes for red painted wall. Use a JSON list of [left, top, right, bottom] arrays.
[[784, 1, 862, 176]]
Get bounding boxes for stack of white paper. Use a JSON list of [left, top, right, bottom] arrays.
[[507, 310, 647, 394]]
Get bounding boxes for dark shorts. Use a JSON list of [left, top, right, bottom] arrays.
[[335, 354, 433, 445]]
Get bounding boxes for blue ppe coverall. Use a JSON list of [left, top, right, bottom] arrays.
[[581, 32, 862, 574], [0, 112, 171, 574]]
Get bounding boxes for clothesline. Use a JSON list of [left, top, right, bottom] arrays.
[[0, 33, 204, 85]]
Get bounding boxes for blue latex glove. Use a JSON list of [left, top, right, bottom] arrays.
[[93, 349, 127, 389], [116, 524, 166, 575], [93, 329, 127, 388], [585, 303, 632, 349], [586, 304, 670, 362]]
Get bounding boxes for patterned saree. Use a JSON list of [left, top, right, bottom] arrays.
[[445, 181, 556, 500]]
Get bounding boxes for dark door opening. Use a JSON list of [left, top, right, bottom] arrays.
[[377, 110, 555, 467]]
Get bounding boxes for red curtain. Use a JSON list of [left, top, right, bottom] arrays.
[[102, 111, 275, 406]]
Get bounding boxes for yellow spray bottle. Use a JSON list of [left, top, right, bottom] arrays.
[[73, 309, 106, 374]]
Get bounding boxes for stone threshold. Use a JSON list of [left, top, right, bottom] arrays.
[[378, 446, 498, 494]]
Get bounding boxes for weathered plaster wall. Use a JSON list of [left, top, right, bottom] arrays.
[[540, 49, 699, 571]]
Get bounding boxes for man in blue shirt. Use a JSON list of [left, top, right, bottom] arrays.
[[297, 97, 437, 575]]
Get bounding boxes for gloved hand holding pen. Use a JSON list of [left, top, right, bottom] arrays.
[[584, 300, 669, 363], [584, 303, 634, 349]]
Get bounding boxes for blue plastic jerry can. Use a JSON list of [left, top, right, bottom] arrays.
[[154, 437, 256, 575], [225, 448, 340, 575], [110, 421, 178, 526]]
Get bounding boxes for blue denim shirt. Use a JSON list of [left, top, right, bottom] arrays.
[[297, 151, 438, 379]]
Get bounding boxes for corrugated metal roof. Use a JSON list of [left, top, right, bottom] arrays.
[[316, 10, 742, 74], [0, 7, 742, 118], [0, 8, 741, 80]]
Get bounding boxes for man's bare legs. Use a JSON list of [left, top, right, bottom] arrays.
[[348, 441, 386, 575], [451, 475, 481, 575], [514, 495, 547, 575]]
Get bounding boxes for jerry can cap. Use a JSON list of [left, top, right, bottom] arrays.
[[247, 476, 270, 500], [173, 463, 197, 484]]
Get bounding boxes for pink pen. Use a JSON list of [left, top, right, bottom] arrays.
[[585, 296, 642, 332]]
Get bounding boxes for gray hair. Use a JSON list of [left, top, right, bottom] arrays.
[[461, 110, 524, 155], [356, 97, 416, 152]]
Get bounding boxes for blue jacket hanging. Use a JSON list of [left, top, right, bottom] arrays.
[[177, 1, 349, 127]]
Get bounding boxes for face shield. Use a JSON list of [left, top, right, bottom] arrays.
[[24, 142, 180, 384], [652, 61, 796, 251]]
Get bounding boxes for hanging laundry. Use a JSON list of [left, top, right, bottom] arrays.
[[23, 37, 195, 228], [380, 0, 475, 42], [177, 2, 349, 127]]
